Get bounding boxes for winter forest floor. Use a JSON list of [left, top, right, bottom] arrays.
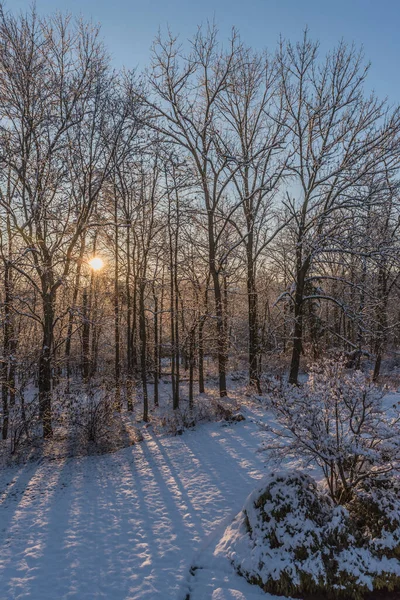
[[0, 392, 287, 600], [1, 382, 399, 600]]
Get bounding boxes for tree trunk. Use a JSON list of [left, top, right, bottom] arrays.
[[2, 212, 16, 438], [206, 197, 227, 397], [174, 251, 180, 407], [114, 199, 121, 411], [169, 194, 180, 410], [189, 328, 195, 410], [90, 272, 99, 378], [198, 316, 205, 394], [2, 261, 11, 439], [246, 241, 261, 392], [209, 234, 227, 397], [139, 280, 149, 422], [39, 293, 54, 438], [158, 265, 165, 381], [82, 287, 90, 382], [126, 225, 134, 412], [373, 264, 388, 382], [65, 236, 85, 391], [153, 292, 159, 407], [288, 249, 309, 385]]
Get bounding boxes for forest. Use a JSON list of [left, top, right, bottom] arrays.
[[1, 7, 400, 444], [1, 5, 400, 599]]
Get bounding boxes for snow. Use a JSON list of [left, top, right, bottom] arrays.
[[0, 402, 276, 600], [1, 390, 399, 599], [212, 472, 331, 592], [212, 470, 400, 595]]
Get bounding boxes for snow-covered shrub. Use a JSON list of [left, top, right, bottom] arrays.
[[225, 472, 337, 597], [218, 471, 400, 599], [230, 370, 247, 382], [70, 390, 115, 444], [348, 476, 400, 560], [327, 475, 400, 596], [155, 395, 241, 435], [265, 358, 400, 503], [8, 393, 40, 454], [160, 403, 196, 435]]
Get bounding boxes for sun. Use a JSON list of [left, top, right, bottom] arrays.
[[88, 256, 104, 271]]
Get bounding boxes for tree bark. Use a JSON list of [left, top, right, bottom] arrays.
[[114, 195, 121, 411], [207, 209, 227, 397], [39, 293, 54, 438], [65, 236, 86, 391], [288, 248, 309, 385], [139, 280, 149, 422], [2, 260, 11, 439], [153, 291, 159, 407], [247, 240, 261, 392]]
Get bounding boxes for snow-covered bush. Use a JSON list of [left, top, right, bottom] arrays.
[[159, 403, 197, 435], [217, 471, 400, 599], [154, 395, 242, 435], [70, 390, 115, 444], [218, 472, 338, 597], [348, 475, 400, 560], [265, 358, 400, 503], [8, 393, 40, 454]]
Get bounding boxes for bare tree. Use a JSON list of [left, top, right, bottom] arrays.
[[146, 25, 246, 397], [0, 8, 138, 436], [277, 32, 400, 384], [214, 44, 288, 391]]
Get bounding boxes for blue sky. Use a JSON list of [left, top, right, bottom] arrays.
[[9, 0, 400, 103]]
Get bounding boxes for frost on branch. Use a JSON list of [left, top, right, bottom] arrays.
[[263, 358, 400, 503]]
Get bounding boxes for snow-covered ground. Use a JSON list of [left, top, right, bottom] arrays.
[[0, 401, 281, 600]]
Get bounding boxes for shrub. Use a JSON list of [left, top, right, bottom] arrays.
[[70, 390, 114, 444], [8, 393, 40, 454], [265, 358, 400, 503], [348, 476, 400, 560], [217, 471, 400, 599], [154, 395, 241, 435]]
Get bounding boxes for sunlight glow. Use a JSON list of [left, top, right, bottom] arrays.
[[88, 257, 104, 271]]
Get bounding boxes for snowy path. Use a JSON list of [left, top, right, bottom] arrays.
[[0, 405, 275, 600]]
